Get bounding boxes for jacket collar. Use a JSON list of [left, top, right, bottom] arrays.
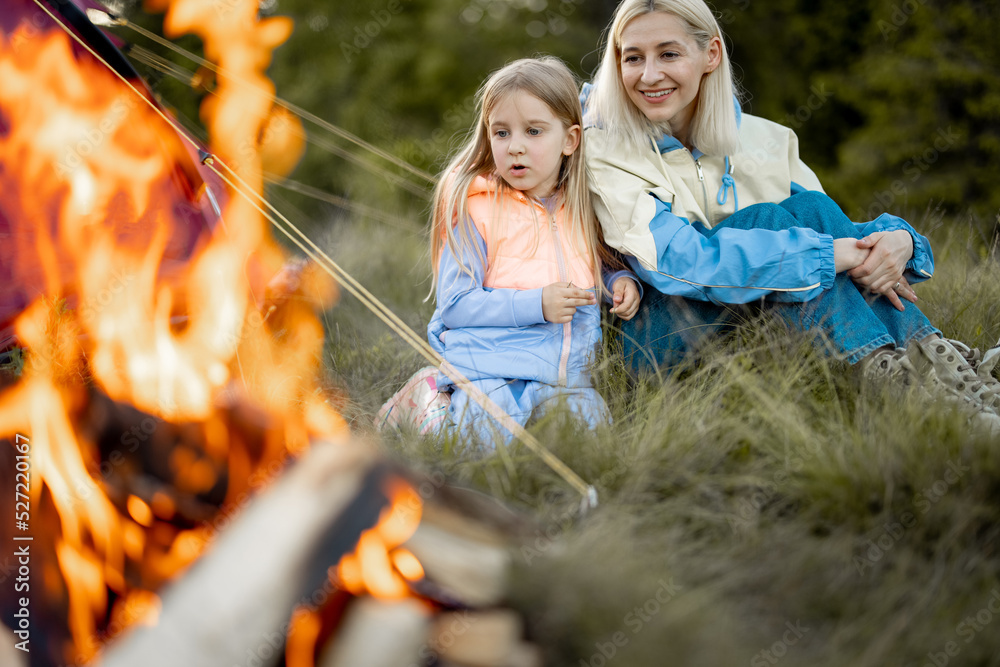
[[470, 174, 560, 211], [655, 95, 743, 156]]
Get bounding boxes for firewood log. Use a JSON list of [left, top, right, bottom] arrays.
[[102, 441, 384, 667], [317, 597, 431, 667]]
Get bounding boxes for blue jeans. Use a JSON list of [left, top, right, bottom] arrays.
[[620, 191, 939, 374]]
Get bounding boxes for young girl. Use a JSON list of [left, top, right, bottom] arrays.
[[379, 57, 641, 446]]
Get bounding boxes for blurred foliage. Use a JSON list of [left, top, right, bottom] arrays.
[[116, 0, 1000, 235], [723, 0, 1000, 231]]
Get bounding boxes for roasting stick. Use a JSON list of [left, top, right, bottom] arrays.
[[31, 0, 599, 512]]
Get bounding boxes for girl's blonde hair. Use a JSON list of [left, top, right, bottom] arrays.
[[587, 0, 740, 156], [431, 56, 622, 297]]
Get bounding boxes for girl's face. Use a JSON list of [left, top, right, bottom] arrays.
[[488, 90, 580, 199], [619, 12, 720, 146]]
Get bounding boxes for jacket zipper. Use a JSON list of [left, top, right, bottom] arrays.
[[543, 203, 572, 387], [694, 157, 710, 217]]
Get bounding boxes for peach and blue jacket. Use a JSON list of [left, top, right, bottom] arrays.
[[428, 175, 635, 389], [581, 87, 935, 305]]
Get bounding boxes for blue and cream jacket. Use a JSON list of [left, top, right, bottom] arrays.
[[582, 90, 935, 305]]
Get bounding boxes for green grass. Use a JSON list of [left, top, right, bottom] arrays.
[[318, 211, 1000, 667]]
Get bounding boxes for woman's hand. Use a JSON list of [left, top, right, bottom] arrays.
[[542, 282, 597, 323], [610, 277, 641, 320], [884, 275, 918, 311], [847, 230, 917, 311]]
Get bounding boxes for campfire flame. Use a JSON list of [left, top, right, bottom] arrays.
[[0, 2, 425, 664], [335, 481, 425, 599]]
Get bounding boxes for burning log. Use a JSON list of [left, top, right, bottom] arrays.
[[430, 609, 522, 667], [92, 435, 543, 667], [316, 597, 432, 667], [77, 395, 537, 667], [100, 440, 387, 667], [72, 389, 535, 667], [404, 500, 514, 608], [314, 485, 540, 667], [2, 375, 536, 667]]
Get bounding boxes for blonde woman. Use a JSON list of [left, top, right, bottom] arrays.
[[582, 0, 1000, 419]]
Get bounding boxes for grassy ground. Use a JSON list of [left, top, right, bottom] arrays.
[[317, 207, 1000, 667]]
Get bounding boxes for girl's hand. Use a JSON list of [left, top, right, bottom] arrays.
[[542, 282, 596, 323], [610, 277, 640, 320]]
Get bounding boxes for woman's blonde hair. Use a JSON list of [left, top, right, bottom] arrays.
[[431, 56, 622, 296], [587, 0, 740, 156]]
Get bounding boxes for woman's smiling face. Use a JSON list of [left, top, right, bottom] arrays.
[[619, 11, 720, 147]]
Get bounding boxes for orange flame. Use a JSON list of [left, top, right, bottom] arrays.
[[284, 606, 323, 667], [0, 2, 344, 662], [335, 482, 425, 600]]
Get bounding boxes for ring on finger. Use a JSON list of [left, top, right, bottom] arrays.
[[893, 281, 901, 291]]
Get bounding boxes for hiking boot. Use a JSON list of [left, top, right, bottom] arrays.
[[911, 338, 1000, 416], [861, 347, 926, 393], [862, 344, 1000, 436], [943, 338, 1000, 414]]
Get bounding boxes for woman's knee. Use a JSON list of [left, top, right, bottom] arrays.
[[779, 191, 857, 237], [716, 203, 796, 232]]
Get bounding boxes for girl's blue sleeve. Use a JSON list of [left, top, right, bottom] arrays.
[[436, 220, 546, 329], [633, 196, 836, 305], [853, 213, 935, 283]]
